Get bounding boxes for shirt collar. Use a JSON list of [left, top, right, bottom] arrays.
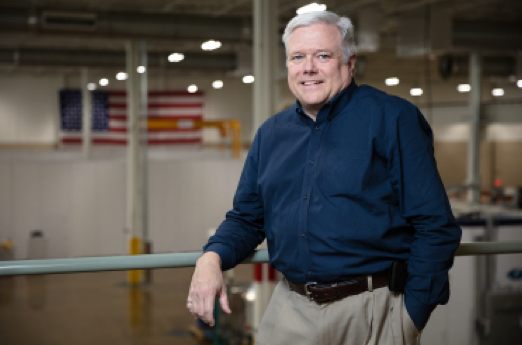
[[294, 81, 359, 123]]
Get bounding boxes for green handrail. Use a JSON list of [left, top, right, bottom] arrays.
[[0, 241, 521, 276]]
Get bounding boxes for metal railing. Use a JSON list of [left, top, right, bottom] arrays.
[[1, 241, 522, 276]]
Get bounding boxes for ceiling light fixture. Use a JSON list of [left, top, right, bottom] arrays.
[[137, 66, 146, 73], [87, 83, 97, 91], [168, 53, 184, 62], [297, 3, 327, 14], [410, 88, 423, 96], [99, 78, 109, 86], [212, 80, 224, 89], [385, 77, 399, 86], [492, 88, 504, 97], [187, 84, 198, 93], [457, 84, 471, 93], [201, 40, 222, 51], [242, 75, 254, 84], [517, 80, 522, 88], [116, 72, 128, 81]]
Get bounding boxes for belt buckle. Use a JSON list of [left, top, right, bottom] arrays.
[[304, 282, 317, 301]]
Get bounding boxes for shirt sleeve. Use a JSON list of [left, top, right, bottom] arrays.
[[203, 130, 266, 271], [383, 101, 462, 329]]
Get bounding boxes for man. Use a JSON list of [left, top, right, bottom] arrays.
[[187, 11, 461, 345]]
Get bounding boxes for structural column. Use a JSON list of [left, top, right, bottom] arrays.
[[126, 40, 143, 285], [252, 0, 279, 138], [468, 52, 481, 204], [81, 68, 92, 159], [252, 0, 278, 337], [139, 41, 152, 283]]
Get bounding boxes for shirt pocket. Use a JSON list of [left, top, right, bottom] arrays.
[[321, 148, 368, 195]]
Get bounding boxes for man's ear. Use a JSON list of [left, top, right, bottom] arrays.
[[348, 54, 356, 69]]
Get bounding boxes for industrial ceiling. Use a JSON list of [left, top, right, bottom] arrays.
[[0, 0, 521, 81]]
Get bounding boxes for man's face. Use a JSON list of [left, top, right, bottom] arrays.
[[287, 23, 355, 117]]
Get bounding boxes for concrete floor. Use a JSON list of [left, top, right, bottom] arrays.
[[0, 265, 253, 345]]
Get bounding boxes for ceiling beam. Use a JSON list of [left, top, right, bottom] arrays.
[[213, 0, 251, 16]]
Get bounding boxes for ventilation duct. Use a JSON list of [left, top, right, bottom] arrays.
[[397, 3, 452, 57], [42, 11, 97, 31], [439, 55, 517, 79], [357, 6, 381, 53], [0, 8, 246, 42], [397, 4, 522, 56]]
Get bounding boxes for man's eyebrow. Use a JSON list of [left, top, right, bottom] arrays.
[[289, 49, 336, 55]]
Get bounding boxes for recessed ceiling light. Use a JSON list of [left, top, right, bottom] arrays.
[[137, 66, 146, 73], [457, 84, 471, 93], [116, 72, 128, 81], [492, 88, 504, 97], [297, 3, 327, 14], [168, 53, 184, 62], [201, 40, 222, 51], [212, 80, 224, 89], [187, 84, 198, 93], [99, 78, 109, 86], [242, 75, 254, 84], [517, 80, 522, 88], [410, 88, 423, 96], [87, 83, 97, 91], [385, 77, 399, 86]]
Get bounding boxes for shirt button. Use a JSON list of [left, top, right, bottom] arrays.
[[309, 160, 314, 164], [303, 195, 307, 200], [315, 126, 319, 131], [301, 233, 305, 237], [308, 271, 311, 275]]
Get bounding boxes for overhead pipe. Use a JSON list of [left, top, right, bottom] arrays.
[[1, 242, 522, 276], [0, 48, 237, 70]]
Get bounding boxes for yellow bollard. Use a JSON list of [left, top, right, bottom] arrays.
[[230, 120, 242, 158], [128, 236, 142, 285]]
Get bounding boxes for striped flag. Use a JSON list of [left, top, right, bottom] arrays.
[[60, 90, 203, 145]]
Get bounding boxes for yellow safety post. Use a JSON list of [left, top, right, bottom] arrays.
[[0, 239, 14, 260], [230, 120, 242, 158], [0, 239, 13, 251], [129, 286, 141, 330], [128, 236, 142, 285]]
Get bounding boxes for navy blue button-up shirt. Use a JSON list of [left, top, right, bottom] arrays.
[[204, 81, 462, 329]]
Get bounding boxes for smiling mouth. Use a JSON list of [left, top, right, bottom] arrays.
[[302, 81, 323, 86]]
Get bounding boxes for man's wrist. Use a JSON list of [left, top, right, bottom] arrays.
[[198, 251, 222, 268]]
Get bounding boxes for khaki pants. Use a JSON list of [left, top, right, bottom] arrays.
[[256, 278, 421, 345]]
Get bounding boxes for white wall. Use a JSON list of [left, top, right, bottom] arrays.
[[0, 152, 244, 259], [432, 123, 522, 142], [0, 73, 63, 144]]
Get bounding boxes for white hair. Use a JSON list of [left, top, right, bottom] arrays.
[[282, 11, 355, 64]]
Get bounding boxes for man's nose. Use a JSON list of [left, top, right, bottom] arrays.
[[303, 57, 317, 73]]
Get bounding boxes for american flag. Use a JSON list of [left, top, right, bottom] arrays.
[[60, 90, 203, 145]]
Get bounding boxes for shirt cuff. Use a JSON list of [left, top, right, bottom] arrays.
[[404, 292, 436, 330], [203, 243, 234, 271]]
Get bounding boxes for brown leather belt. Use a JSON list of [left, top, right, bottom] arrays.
[[286, 269, 389, 304]]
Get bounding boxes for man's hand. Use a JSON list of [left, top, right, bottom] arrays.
[[187, 252, 231, 326]]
